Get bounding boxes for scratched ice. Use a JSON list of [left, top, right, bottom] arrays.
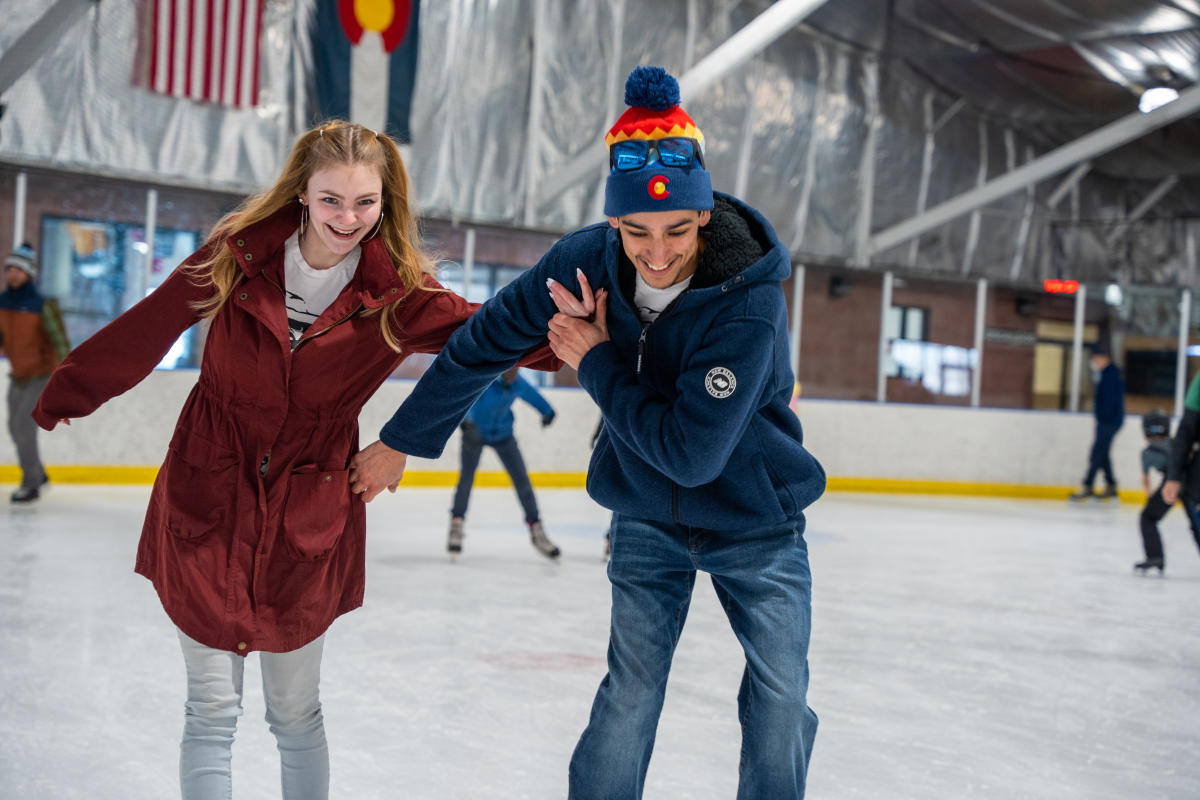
[[2, 486, 1198, 799]]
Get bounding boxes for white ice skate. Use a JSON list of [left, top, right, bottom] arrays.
[[529, 521, 561, 561], [447, 517, 464, 561]]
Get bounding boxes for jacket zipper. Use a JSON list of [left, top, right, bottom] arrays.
[[636, 326, 648, 374], [634, 292, 686, 375], [260, 270, 365, 352], [293, 305, 363, 351], [632, 291, 687, 521], [254, 273, 360, 485]]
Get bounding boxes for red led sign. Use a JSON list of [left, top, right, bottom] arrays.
[[1043, 279, 1079, 294]]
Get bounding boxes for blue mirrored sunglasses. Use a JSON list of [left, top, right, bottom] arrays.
[[609, 137, 704, 172]]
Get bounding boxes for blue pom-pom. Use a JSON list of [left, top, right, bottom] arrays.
[[624, 66, 680, 111]]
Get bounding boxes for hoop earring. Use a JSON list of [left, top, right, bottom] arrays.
[[362, 206, 385, 241], [299, 202, 308, 237]]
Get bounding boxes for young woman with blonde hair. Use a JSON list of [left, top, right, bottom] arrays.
[[34, 120, 553, 799]]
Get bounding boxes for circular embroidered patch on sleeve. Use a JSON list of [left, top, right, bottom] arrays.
[[705, 367, 736, 398]]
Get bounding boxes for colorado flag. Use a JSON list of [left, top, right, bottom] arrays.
[[311, 0, 419, 142]]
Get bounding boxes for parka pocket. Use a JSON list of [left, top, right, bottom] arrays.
[[163, 434, 240, 541], [281, 466, 352, 560]]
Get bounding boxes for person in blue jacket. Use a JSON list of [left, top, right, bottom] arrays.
[[449, 365, 560, 559], [350, 66, 825, 799], [1070, 343, 1125, 500]]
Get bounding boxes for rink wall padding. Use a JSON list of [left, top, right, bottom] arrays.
[[0, 367, 1147, 502]]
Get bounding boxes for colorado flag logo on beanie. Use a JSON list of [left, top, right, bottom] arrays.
[[604, 66, 713, 217]]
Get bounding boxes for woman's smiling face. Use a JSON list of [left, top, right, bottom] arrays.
[[299, 163, 384, 269]]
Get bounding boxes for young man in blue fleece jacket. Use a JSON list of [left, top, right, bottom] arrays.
[[350, 66, 825, 799]]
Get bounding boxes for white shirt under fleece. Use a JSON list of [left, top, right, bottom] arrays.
[[282, 231, 359, 349], [633, 272, 693, 324]]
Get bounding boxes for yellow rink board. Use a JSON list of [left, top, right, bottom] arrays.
[[0, 465, 1144, 504]]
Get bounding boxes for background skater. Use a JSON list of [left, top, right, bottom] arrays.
[[448, 366, 561, 560]]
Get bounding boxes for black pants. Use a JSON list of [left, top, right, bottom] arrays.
[[1083, 422, 1121, 489], [1139, 484, 1200, 563]]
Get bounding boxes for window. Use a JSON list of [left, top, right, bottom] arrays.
[[39, 216, 202, 369], [885, 305, 976, 396], [433, 260, 550, 385], [885, 305, 929, 378], [1125, 350, 1178, 397]]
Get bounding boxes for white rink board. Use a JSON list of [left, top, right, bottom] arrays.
[[0, 366, 1145, 489]]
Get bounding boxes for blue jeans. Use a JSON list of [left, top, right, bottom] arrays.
[[178, 629, 329, 800], [569, 513, 818, 800], [451, 421, 540, 523]]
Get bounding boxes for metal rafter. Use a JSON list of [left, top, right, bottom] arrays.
[[0, 0, 95, 97], [1104, 175, 1179, 246], [869, 84, 1200, 257], [533, 0, 832, 209]]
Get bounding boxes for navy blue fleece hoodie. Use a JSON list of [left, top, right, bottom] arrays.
[[1094, 362, 1124, 427], [381, 193, 825, 529]]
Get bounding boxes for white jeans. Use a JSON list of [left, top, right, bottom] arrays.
[[177, 629, 329, 800]]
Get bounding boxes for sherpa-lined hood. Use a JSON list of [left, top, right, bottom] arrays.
[[616, 192, 790, 304]]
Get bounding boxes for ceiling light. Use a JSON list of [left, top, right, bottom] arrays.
[[1139, 86, 1179, 113], [1104, 283, 1123, 306]]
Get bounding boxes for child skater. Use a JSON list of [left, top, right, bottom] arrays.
[[1153, 374, 1200, 574], [1136, 411, 1194, 573]]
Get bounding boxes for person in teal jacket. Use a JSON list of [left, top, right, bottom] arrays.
[[351, 67, 824, 799], [448, 366, 560, 559]]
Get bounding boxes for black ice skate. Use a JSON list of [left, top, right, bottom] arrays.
[[529, 521, 561, 560], [1068, 486, 1094, 502], [447, 517, 464, 558], [10, 476, 47, 504], [10, 485, 40, 504], [1133, 558, 1164, 575], [1096, 485, 1119, 500]]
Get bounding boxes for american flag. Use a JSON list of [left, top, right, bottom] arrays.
[[136, 0, 265, 108]]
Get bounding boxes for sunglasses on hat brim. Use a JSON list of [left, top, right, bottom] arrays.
[[609, 137, 704, 172]]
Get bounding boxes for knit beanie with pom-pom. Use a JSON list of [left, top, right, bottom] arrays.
[[604, 66, 713, 217]]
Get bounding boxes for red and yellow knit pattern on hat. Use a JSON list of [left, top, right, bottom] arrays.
[[605, 106, 704, 147]]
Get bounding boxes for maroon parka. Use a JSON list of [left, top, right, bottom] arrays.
[[33, 206, 532, 655]]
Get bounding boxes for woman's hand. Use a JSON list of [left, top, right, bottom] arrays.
[[548, 291, 609, 370], [548, 269, 600, 319]]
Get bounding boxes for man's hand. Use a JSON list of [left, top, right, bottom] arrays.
[[1163, 479, 1181, 505], [548, 269, 600, 319], [349, 440, 408, 502], [548, 290, 609, 370]]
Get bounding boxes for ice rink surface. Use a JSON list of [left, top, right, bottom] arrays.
[[2, 485, 1199, 799]]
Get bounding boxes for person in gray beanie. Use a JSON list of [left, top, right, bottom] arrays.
[[0, 243, 70, 502]]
